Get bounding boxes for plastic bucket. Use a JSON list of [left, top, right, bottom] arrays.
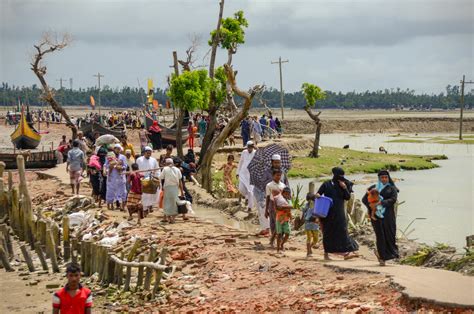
[[313, 196, 333, 218]]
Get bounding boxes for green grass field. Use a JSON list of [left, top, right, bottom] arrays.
[[288, 146, 447, 178]]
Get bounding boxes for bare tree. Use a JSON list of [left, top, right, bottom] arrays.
[[31, 32, 77, 138], [200, 64, 263, 192]]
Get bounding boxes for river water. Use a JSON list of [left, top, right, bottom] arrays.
[[290, 133, 473, 249]]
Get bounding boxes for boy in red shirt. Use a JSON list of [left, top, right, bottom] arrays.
[[53, 263, 92, 313]]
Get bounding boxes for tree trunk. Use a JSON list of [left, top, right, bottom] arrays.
[[176, 108, 184, 158], [200, 64, 263, 192], [310, 122, 322, 158], [201, 0, 225, 165], [304, 106, 322, 158]]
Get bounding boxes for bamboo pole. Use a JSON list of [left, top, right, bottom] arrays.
[[0, 246, 13, 271], [127, 238, 142, 261], [83, 241, 92, 276], [11, 188, 21, 240], [62, 217, 70, 261], [34, 242, 49, 271], [143, 246, 157, 291], [107, 253, 115, 285], [116, 252, 124, 288], [20, 243, 35, 272], [46, 228, 60, 273], [51, 222, 60, 257]]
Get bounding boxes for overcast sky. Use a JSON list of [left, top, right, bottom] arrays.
[[1, 0, 472, 94]]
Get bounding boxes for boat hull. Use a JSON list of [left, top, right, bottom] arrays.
[[80, 122, 125, 141]]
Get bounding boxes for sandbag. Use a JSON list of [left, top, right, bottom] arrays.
[[95, 134, 120, 147]]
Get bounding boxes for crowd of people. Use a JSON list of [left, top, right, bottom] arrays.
[[235, 140, 399, 264], [240, 114, 282, 146]]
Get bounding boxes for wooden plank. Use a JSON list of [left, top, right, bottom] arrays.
[[20, 243, 35, 272]]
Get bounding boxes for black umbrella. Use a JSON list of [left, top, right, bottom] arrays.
[[247, 143, 291, 191]]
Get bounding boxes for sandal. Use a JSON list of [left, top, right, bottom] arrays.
[[343, 253, 359, 260]]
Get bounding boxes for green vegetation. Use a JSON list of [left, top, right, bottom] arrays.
[[288, 146, 447, 178], [2, 83, 472, 109]]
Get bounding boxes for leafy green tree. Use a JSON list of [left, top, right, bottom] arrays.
[[302, 83, 326, 158]]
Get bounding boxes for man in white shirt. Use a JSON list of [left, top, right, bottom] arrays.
[[159, 158, 184, 223], [136, 146, 160, 213], [236, 141, 256, 213]]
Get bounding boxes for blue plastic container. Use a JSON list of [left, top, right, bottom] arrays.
[[313, 196, 333, 218]]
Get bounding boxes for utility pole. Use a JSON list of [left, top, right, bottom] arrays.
[[459, 75, 474, 140], [93, 72, 104, 115], [69, 78, 73, 90], [271, 56, 289, 120], [56, 78, 66, 89]]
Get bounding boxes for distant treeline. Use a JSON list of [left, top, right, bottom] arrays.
[[1, 82, 472, 110]]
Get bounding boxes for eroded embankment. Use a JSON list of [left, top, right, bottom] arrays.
[[282, 117, 474, 134]]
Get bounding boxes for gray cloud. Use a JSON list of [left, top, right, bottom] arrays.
[[0, 0, 472, 93]]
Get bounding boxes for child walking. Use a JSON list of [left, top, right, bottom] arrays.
[[265, 169, 286, 247], [219, 154, 238, 197], [302, 192, 320, 257], [273, 187, 293, 253], [126, 163, 144, 224]]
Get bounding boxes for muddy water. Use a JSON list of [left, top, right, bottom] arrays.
[[193, 206, 259, 234], [291, 133, 473, 249]]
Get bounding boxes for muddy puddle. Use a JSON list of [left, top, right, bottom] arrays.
[[193, 206, 259, 234], [291, 133, 473, 249]]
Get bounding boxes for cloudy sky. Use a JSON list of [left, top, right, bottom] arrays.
[[1, 0, 472, 94]]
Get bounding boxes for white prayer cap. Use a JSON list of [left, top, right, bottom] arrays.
[[144, 146, 153, 152], [113, 144, 123, 151], [165, 158, 173, 165], [271, 154, 281, 161], [125, 149, 132, 154], [246, 140, 254, 147]]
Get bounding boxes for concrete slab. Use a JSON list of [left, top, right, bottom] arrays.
[[326, 259, 474, 309]]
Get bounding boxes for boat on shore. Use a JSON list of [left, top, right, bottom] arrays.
[[10, 108, 41, 149], [144, 111, 189, 146], [80, 121, 125, 141], [0, 150, 57, 170]]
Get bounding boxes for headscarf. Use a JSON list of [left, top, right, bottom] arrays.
[[377, 170, 399, 192], [332, 167, 345, 182], [149, 120, 161, 133]]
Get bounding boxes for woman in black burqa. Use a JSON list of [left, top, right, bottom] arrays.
[[316, 167, 359, 260], [362, 170, 399, 266]]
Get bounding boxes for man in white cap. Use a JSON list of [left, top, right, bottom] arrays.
[[237, 141, 256, 214], [253, 153, 289, 236], [136, 146, 160, 214]]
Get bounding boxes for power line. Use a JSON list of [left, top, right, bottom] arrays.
[[271, 56, 289, 120]]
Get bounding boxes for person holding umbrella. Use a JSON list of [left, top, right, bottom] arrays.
[[316, 167, 359, 260], [249, 146, 290, 237]]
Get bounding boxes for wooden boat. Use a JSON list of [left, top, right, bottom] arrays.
[[144, 112, 189, 146], [0, 150, 57, 170], [144, 110, 190, 130], [80, 121, 125, 141], [10, 108, 41, 149]]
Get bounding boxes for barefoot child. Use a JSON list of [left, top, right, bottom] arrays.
[[265, 169, 286, 247], [273, 187, 293, 253], [302, 192, 320, 257], [219, 154, 238, 197], [126, 163, 144, 224]]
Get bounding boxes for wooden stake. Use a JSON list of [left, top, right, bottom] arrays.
[[144, 246, 157, 291], [127, 238, 142, 261], [123, 265, 132, 291], [71, 238, 78, 264], [20, 243, 35, 272], [152, 248, 168, 296], [34, 242, 49, 271], [46, 228, 60, 273], [0, 224, 13, 258], [62, 217, 70, 262], [107, 253, 115, 285], [136, 255, 145, 291], [8, 171, 13, 192], [11, 188, 21, 239], [0, 246, 13, 271]]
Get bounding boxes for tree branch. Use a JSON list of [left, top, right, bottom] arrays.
[[304, 106, 321, 123]]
